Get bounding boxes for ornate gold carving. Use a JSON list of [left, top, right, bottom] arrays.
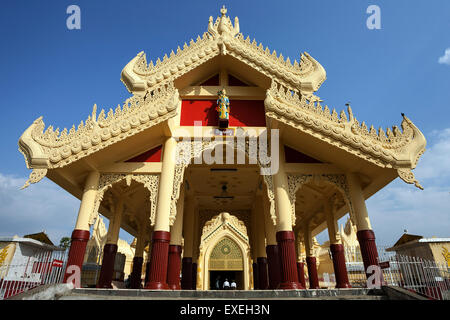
[[397, 168, 424, 190], [265, 81, 427, 175], [201, 212, 249, 246], [21, 168, 48, 190], [170, 138, 276, 226], [288, 174, 356, 226], [91, 173, 159, 226], [18, 83, 179, 172], [121, 7, 326, 95], [209, 237, 244, 271], [199, 210, 251, 240]]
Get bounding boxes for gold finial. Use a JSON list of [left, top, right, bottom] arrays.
[[220, 5, 227, 16]]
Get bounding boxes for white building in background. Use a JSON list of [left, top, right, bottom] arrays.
[[0, 236, 66, 299]]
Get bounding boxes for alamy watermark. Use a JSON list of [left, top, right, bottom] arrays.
[[366, 5, 381, 30], [66, 5, 81, 30]]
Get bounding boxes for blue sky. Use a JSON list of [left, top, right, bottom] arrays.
[[0, 1, 449, 246]]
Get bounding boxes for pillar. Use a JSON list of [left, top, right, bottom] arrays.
[[64, 171, 100, 285], [263, 196, 281, 289], [252, 262, 259, 290], [254, 195, 269, 290], [273, 143, 301, 289], [347, 173, 383, 283], [295, 234, 307, 289], [191, 204, 200, 290], [97, 198, 124, 288], [304, 222, 319, 289], [297, 262, 306, 289], [129, 227, 147, 289], [145, 137, 177, 289], [144, 260, 151, 286], [257, 257, 269, 290], [181, 197, 195, 289], [325, 200, 351, 288], [192, 263, 197, 290], [167, 188, 185, 290]]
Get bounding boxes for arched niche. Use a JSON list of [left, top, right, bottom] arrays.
[[197, 212, 251, 290]]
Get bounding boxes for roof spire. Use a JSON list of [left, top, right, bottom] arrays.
[[220, 5, 227, 16]]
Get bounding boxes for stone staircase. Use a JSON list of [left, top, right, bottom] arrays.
[[58, 288, 388, 300]]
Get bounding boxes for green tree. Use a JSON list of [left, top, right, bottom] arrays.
[[59, 237, 71, 249]]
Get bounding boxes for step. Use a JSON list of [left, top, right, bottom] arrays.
[[60, 288, 388, 300]]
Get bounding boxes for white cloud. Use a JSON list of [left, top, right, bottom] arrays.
[[0, 174, 80, 245], [366, 128, 450, 245], [438, 48, 450, 65]]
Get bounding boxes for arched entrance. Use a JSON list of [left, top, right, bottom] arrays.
[[209, 237, 244, 290], [197, 212, 251, 290]]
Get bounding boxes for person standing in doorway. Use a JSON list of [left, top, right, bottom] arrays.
[[223, 278, 230, 290], [230, 279, 237, 290], [215, 276, 221, 290]]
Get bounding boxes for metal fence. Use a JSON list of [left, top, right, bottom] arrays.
[[0, 249, 68, 300], [380, 254, 450, 300], [342, 245, 450, 300]]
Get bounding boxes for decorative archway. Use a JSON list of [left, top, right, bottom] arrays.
[[287, 174, 356, 226], [197, 212, 251, 290], [171, 136, 278, 228]]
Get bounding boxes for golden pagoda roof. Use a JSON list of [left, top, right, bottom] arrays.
[[17, 6, 426, 191], [121, 5, 326, 95]]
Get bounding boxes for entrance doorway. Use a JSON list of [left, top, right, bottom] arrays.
[[209, 271, 244, 290]]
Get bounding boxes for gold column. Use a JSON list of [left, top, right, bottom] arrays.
[[154, 137, 177, 232], [273, 142, 292, 232], [263, 195, 277, 246], [106, 198, 124, 245], [170, 187, 185, 246], [182, 196, 195, 258], [346, 173, 372, 231], [75, 171, 100, 231], [254, 196, 267, 258], [325, 201, 340, 245]]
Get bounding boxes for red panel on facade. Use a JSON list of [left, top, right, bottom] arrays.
[[284, 146, 322, 163], [125, 145, 162, 162], [180, 100, 266, 127]]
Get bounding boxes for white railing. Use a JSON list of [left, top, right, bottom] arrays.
[[342, 245, 450, 300], [0, 249, 68, 300], [379, 254, 450, 300]]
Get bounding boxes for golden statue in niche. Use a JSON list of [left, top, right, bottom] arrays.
[[216, 88, 230, 129]]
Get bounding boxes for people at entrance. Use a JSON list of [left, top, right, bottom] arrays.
[[230, 280, 237, 290], [223, 278, 230, 290], [215, 276, 221, 290]]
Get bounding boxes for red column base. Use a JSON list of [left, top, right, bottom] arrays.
[[167, 245, 182, 290], [129, 256, 144, 289], [253, 262, 259, 290], [145, 231, 170, 290], [266, 245, 281, 289], [144, 261, 151, 286], [181, 257, 193, 290], [257, 257, 269, 290], [306, 256, 320, 289], [357, 229, 384, 285], [63, 229, 90, 284], [297, 262, 306, 289], [97, 243, 118, 289], [330, 244, 352, 288], [276, 231, 302, 290]]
